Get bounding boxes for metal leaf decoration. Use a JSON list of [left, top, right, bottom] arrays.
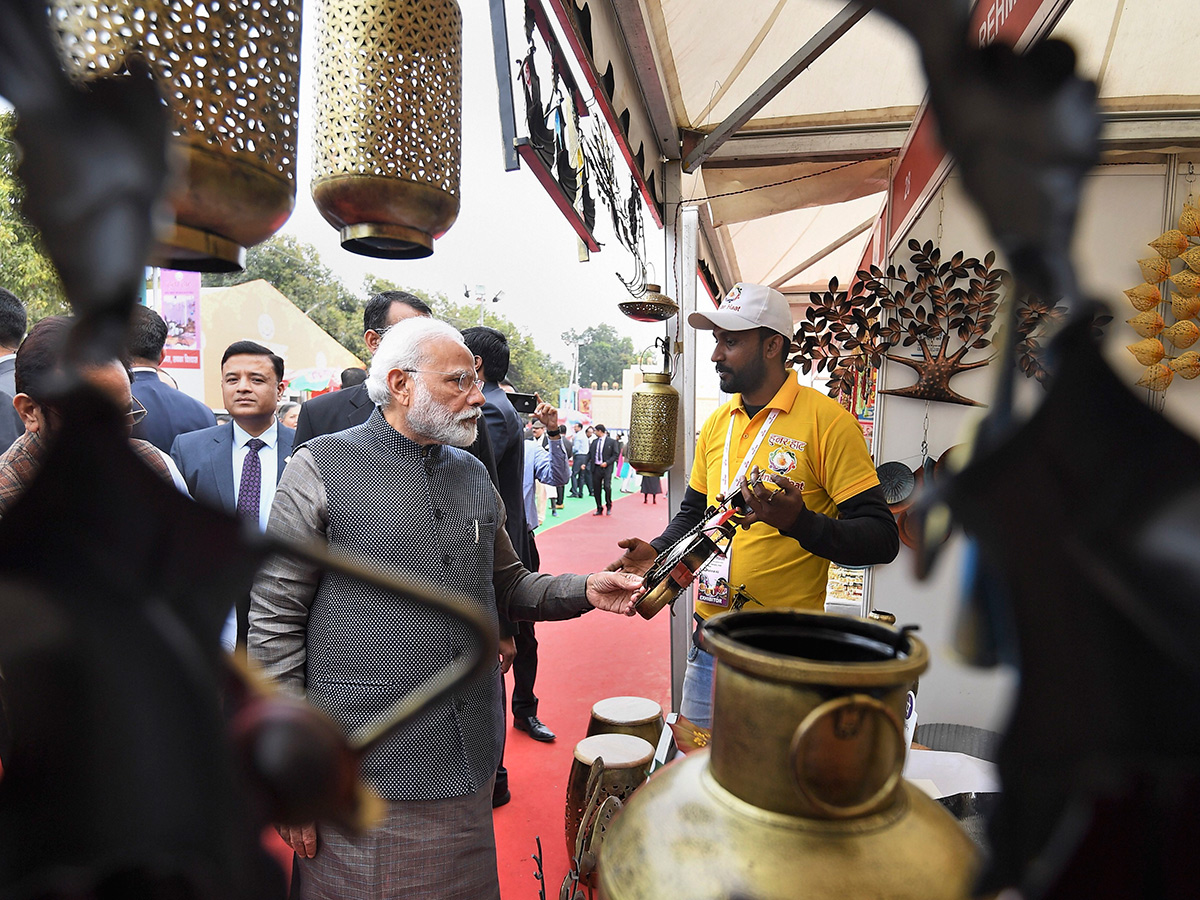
[[792, 241, 1008, 407]]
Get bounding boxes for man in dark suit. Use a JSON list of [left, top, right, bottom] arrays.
[[171, 340, 294, 647], [0, 287, 26, 398], [590, 424, 619, 516], [463, 326, 557, 752], [0, 288, 27, 451], [126, 304, 216, 452], [293, 290, 431, 445]]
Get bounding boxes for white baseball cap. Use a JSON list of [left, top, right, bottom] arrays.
[[687, 282, 793, 338]]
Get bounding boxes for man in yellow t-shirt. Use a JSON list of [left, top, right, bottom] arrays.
[[609, 282, 899, 728]]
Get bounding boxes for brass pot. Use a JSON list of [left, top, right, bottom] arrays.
[[51, 0, 301, 273], [598, 610, 979, 900], [311, 0, 462, 259], [627, 373, 678, 476]]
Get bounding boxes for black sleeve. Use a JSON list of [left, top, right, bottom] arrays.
[[782, 484, 899, 567], [650, 486, 710, 553], [292, 401, 317, 446]]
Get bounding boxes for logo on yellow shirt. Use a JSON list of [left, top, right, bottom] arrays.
[[767, 434, 807, 452], [767, 447, 798, 475]]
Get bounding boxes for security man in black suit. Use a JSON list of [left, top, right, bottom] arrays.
[[292, 290, 432, 444], [589, 424, 619, 515], [126, 305, 216, 452]]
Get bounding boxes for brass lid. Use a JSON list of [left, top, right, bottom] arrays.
[[619, 283, 679, 322], [340, 223, 434, 260]]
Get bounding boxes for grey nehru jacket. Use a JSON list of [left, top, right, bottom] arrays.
[[248, 409, 590, 802]]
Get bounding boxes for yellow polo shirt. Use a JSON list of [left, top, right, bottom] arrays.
[[690, 369, 878, 617]]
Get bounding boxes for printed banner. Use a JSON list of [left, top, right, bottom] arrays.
[[160, 269, 202, 369]]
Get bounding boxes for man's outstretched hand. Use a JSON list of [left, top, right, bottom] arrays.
[[585, 571, 644, 615], [605, 537, 658, 576]]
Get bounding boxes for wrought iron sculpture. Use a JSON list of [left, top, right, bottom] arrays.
[[0, 3, 495, 897], [794, 242, 1007, 407], [863, 0, 1200, 896]]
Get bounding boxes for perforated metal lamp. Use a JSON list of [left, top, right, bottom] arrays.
[[311, 0, 462, 259], [627, 338, 679, 476], [52, 0, 302, 273]]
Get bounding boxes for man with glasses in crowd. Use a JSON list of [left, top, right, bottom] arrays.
[[0, 316, 187, 522]]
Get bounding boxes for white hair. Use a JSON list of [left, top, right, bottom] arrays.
[[366, 317, 470, 408]]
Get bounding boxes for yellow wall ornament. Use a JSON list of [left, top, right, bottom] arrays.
[[1124, 198, 1200, 391]]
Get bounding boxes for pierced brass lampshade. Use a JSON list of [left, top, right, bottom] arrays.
[[627, 372, 678, 476], [311, 0, 462, 259], [618, 284, 678, 322], [52, 0, 302, 273]]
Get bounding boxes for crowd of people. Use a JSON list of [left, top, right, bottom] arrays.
[[0, 280, 900, 900]]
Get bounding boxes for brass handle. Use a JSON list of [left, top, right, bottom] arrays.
[[788, 693, 906, 819]]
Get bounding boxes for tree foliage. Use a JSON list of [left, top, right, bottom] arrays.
[[203, 234, 368, 359], [564, 323, 636, 387], [0, 111, 70, 323]]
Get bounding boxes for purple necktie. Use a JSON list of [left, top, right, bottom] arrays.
[[237, 438, 266, 522], [595, 439, 602, 463]]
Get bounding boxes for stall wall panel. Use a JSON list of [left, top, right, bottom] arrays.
[[872, 162, 1179, 730]]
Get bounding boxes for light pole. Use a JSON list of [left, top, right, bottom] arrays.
[[466, 284, 504, 325]]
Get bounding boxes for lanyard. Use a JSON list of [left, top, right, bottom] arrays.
[[720, 407, 780, 497]]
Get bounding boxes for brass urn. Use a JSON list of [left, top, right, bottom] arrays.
[[311, 0, 462, 259], [627, 373, 678, 476], [51, 0, 301, 272], [598, 610, 979, 900]]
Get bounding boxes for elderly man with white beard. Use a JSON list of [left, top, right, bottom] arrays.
[[248, 316, 642, 900]]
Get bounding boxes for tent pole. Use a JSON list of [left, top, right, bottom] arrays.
[[664, 161, 698, 711]]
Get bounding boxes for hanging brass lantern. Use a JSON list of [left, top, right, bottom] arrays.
[[619, 284, 679, 322], [311, 0, 462, 259], [627, 373, 679, 476], [599, 610, 979, 900], [52, 0, 302, 273]]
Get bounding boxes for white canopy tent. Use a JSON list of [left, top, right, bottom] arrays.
[[526, 0, 1200, 711]]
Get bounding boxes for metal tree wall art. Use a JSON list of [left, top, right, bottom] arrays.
[[793, 240, 1006, 406]]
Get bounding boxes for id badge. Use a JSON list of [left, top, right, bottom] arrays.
[[696, 548, 732, 608]]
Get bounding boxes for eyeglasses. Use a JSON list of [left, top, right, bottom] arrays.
[[128, 397, 148, 426], [404, 369, 484, 394]]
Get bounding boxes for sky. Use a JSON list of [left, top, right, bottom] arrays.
[[282, 2, 668, 372], [0, 4, 702, 382]]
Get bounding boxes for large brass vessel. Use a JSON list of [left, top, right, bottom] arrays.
[[598, 610, 979, 900]]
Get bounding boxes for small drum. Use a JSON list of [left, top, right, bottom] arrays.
[[586, 696, 665, 749], [564, 733, 654, 864]]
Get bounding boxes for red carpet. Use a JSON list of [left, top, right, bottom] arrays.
[[494, 490, 670, 898]]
